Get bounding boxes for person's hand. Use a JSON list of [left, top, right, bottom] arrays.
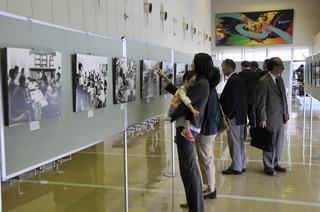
[[155, 67, 166, 78], [259, 121, 267, 128], [192, 109, 200, 116], [155, 67, 171, 85], [286, 114, 290, 123]]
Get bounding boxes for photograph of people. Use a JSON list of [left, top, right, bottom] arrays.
[[75, 54, 108, 112], [113, 58, 137, 104], [141, 60, 158, 99], [160, 62, 173, 95], [6, 47, 62, 126]]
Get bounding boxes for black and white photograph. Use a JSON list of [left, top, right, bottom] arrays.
[[5, 47, 62, 126], [113, 57, 137, 104], [74, 54, 108, 112], [174, 63, 186, 88], [186, 64, 192, 71], [160, 62, 174, 95], [141, 60, 159, 99]]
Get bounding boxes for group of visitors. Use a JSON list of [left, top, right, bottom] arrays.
[[156, 54, 289, 212]]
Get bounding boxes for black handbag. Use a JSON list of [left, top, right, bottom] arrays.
[[250, 127, 274, 152]]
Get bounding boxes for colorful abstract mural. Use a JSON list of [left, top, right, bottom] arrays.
[[216, 9, 294, 46]]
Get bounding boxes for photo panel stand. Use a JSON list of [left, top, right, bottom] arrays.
[[303, 95, 318, 142], [163, 122, 179, 177], [298, 93, 310, 130], [121, 36, 129, 212]]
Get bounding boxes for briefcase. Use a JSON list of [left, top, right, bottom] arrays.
[[250, 127, 274, 152]]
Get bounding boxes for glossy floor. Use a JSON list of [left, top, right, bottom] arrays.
[[2, 99, 320, 212]]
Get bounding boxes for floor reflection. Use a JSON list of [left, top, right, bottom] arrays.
[[3, 99, 320, 211]]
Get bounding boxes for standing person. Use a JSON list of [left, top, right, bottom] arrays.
[[239, 60, 260, 138], [157, 53, 212, 212], [250, 61, 263, 74], [256, 57, 290, 176], [259, 59, 269, 78], [195, 66, 221, 199], [156, 69, 200, 141], [220, 59, 247, 175]]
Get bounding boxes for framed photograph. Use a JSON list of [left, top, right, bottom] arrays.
[[74, 54, 108, 112], [216, 9, 294, 46], [186, 64, 192, 71], [113, 58, 137, 104], [141, 60, 158, 99], [5, 47, 62, 126], [174, 63, 186, 88], [160, 62, 174, 95]]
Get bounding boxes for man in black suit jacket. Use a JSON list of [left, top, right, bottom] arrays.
[[220, 59, 247, 175], [239, 61, 260, 137], [250, 61, 263, 74], [259, 59, 269, 78]]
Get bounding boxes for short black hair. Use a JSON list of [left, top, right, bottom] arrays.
[[183, 71, 197, 82], [209, 66, 221, 88], [78, 63, 83, 71], [241, 60, 250, 68], [267, 57, 280, 71], [9, 68, 17, 79], [19, 75, 26, 87], [250, 61, 259, 68], [223, 58, 236, 70]]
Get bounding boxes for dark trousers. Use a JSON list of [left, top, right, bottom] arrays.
[[245, 104, 256, 139], [176, 127, 205, 212]]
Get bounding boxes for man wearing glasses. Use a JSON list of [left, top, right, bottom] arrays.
[[256, 57, 290, 176]]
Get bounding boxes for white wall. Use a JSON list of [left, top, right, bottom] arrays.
[[211, 0, 320, 51], [0, 0, 212, 55]]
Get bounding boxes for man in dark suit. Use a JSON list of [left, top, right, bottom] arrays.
[[259, 59, 269, 78], [220, 59, 247, 175], [250, 61, 263, 74], [256, 57, 290, 176], [239, 61, 260, 138]]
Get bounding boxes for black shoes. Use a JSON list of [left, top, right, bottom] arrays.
[[203, 189, 217, 199], [180, 203, 189, 210], [222, 167, 242, 175], [274, 165, 288, 173], [264, 167, 276, 176]]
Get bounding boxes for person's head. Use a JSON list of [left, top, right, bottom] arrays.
[[241, 60, 250, 71], [56, 72, 61, 81], [192, 53, 214, 79], [250, 61, 259, 71], [183, 71, 197, 89], [299, 64, 304, 70], [209, 66, 221, 88], [221, 59, 236, 76], [263, 59, 269, 70], [19, 75, 26, 87], [78, 63, 83, 73], [9, 68, 18, 80], [267, 57, 284, 76]]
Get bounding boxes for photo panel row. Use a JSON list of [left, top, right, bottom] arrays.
[[3, 47, 191, 126]]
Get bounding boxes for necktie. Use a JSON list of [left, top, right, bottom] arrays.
[[276, 78, 286, 121], [275, 78, 282, 97]]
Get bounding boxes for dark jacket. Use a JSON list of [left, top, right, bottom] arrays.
[[165, 76, 209, 129], [201, 86, 220, 135], [238, 68, 260, 105], [220, 73, 247, 125]]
